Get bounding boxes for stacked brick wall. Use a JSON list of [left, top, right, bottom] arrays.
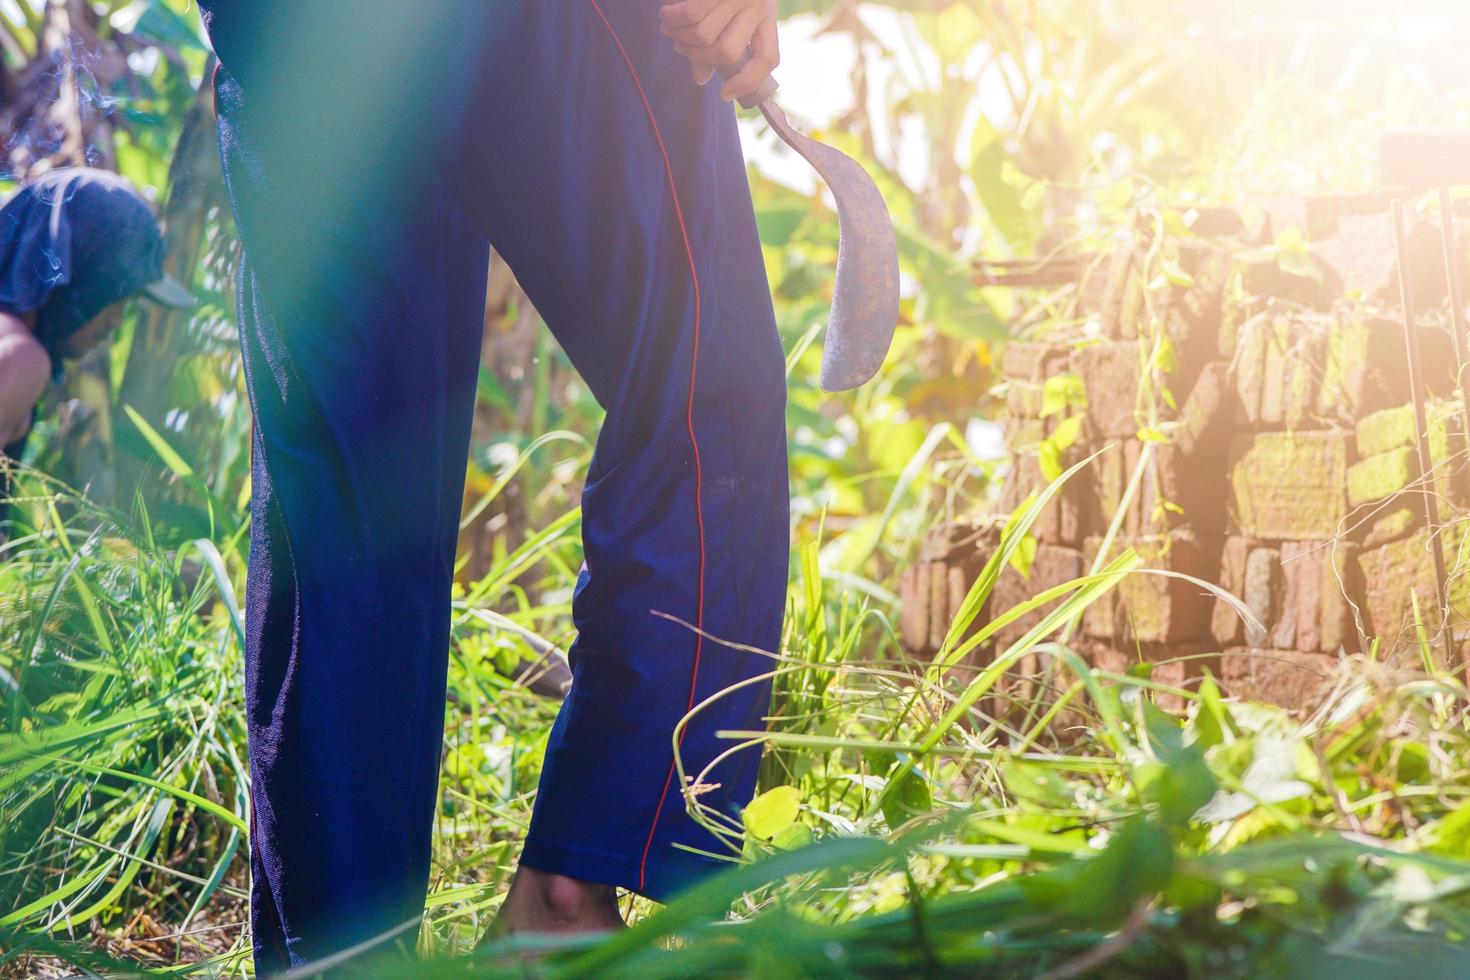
[[900, 200, 1470, 713]]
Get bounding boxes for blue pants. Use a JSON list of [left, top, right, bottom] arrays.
[[203, 2, 788, 970]]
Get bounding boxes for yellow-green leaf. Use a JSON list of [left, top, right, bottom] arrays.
[[744, 785, 802, 841]]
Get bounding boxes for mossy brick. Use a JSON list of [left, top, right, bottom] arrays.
[[1211, 536, 1254, 646], [1233, 310, 1336, 428], [1346, 441, 1463, 511], [1242, 546, 1281, 648], [1074, 341, 1140, 438], [1114, 533, 1222, 644], [1358, 525, 1470, 652], [1221, 648, 1340, 713], [1228, 431, 1349, 539], [1359, 505, 1421, 549], [1002, 341, 1068, 382], [1354, 400, 1460, 459], [1346, 448, 1416, 508], [1317, 315, 1458, 419], [1284, 331, 1326, 430]]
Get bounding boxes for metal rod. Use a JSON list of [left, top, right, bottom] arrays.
[[1391, 199, 1460, 675], [1436, 187, 1470, 461]]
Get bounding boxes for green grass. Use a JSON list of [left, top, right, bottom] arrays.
[[5, 453, 1470, 978]]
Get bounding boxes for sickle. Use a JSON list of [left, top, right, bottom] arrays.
[[728, 65, 900, 391]]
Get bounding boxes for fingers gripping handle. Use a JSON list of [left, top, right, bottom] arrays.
[[720, 49, 778, 109]]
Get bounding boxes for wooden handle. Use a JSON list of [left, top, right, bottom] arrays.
[[720, 49, 778, 109]]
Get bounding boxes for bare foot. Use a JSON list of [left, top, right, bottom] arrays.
[[480, 866, 626, 946]]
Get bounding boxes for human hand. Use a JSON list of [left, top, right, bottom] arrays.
[[659, 0, 778, 103]]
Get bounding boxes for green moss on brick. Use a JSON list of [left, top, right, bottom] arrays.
[[1346, 448, 1416, 507]]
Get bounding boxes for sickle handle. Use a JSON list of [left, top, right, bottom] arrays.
[[719, 50, 779, 109]]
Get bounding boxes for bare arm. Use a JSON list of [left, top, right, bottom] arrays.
[[0, 312, 50, 446]]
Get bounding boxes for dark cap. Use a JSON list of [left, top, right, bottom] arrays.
[[0, 167, 194, 373]]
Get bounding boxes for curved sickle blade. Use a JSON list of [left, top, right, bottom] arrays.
[[760, 102, 899, 392]]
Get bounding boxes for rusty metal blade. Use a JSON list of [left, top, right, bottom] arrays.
[[759, 101, 899, 392]]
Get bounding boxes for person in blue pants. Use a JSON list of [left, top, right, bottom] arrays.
[[197, 0, 787, 970]]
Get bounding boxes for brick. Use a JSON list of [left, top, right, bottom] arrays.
[[1346, 448, 1416, 508], [1163, 241, 1232, 378], [991, 544, 1085, 648], [1090, 446, 1127, 535], [1317, 315, 1457, 418], [1006, 381, 1045, 419], [1074, 248, 1139, 339], [928, 560, 950, 653], [1115, 533, 1222, 644], [1359, 505, 1421, 549], [903, 523, 997, 664], [1355, 400, 1461, 458], [1272, 542, 1303, 650], [919, 519, 997, 564], [1003, 341, 1068, 382], [1088, 643, 1132, 675], [1319, 542, 1360, 655], [1233, 313, 1269, 424], [899, 562, 930, 655], [1174, 361, 1233, 459], [1221, 648, 1340, 712], [1228, 431, 1349, 539], [1150, 648, 1224, 713], [1350, 402, 1465, 509], [1347, 439, 1464, 511], [1284, 331, 1326, 430], [1211, 536, 1254, 646], [1002, 450, 1084, 545], [1259, 315, 1289, 425], [948, 564, 975, 650], [1228, 312, 1461, 428], [1358, 525, 1470, 650], [1074, 341, 1140, 438], [1123, 440, 1229, 537], [1243, 546, 1281, 648], [1005, 418, 1046, 452], [1293, 544, 1324, 653], [1080, 536, 1117, 640], [1087, 642, 1221, 713]]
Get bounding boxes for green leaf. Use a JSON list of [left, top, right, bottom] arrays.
[[880, 760, 933, 829], [1040, 373, 1088, 418], [744, 786, 803, 841], [1038, 439, 1063, 482], [1050, 414, 1083, 453]]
